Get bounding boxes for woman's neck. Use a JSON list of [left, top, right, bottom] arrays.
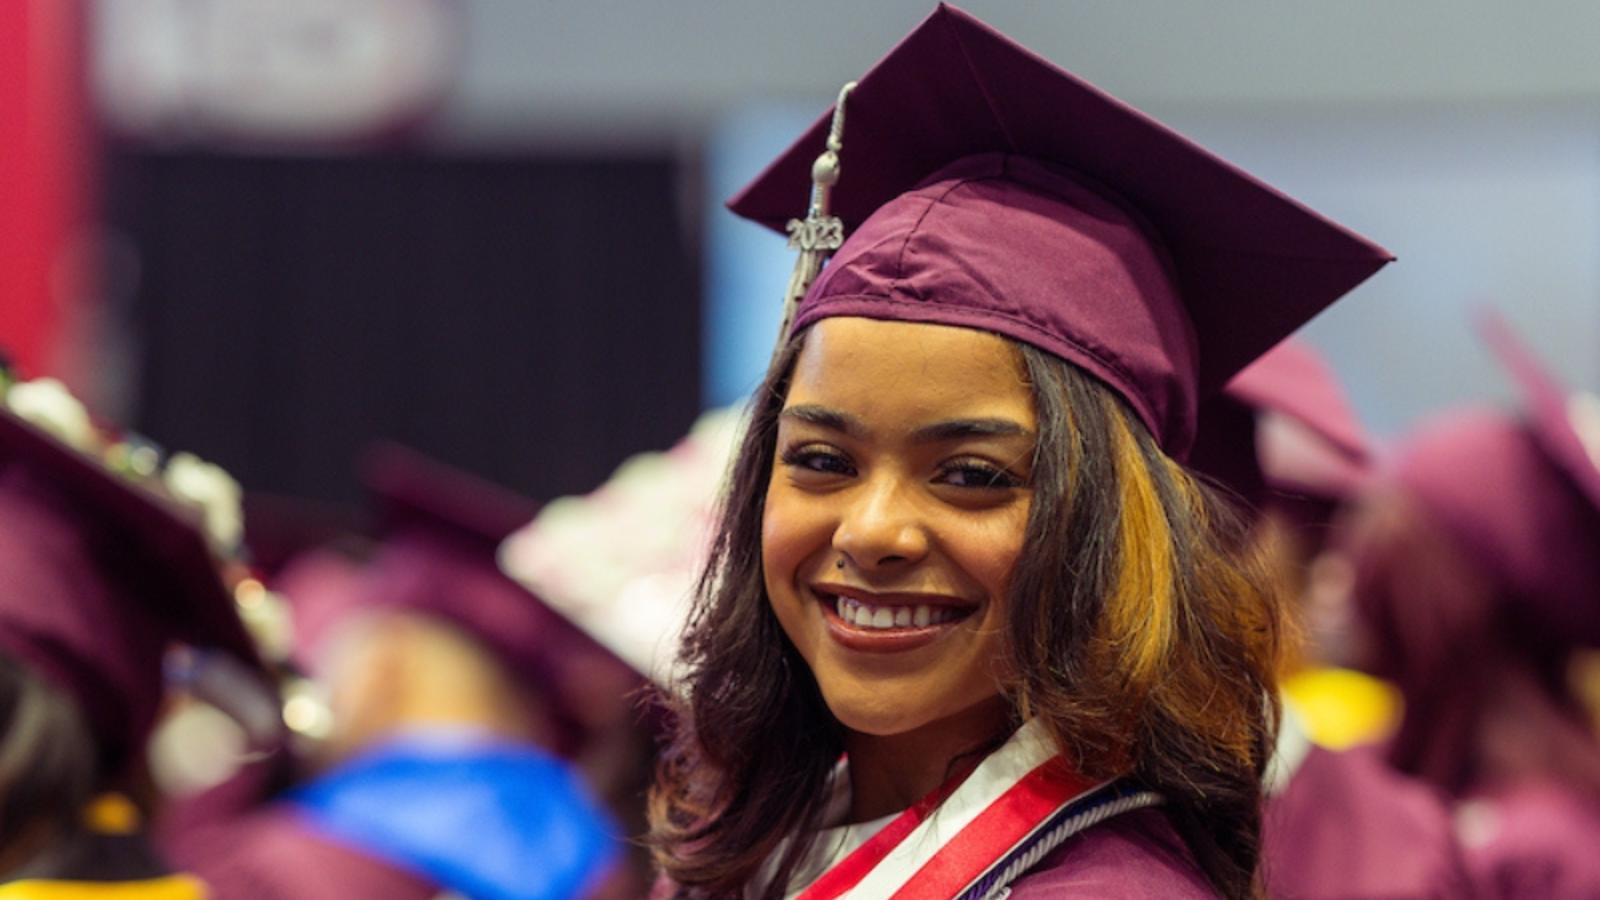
[[843, 696, 1014, 823]]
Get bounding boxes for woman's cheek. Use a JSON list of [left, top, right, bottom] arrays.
[[761, 491, 796, 591], [764, 481, 834, 570], [762, 487, 819, 614]]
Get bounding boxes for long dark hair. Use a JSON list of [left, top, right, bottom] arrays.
[[648, 331, 1287, 898]]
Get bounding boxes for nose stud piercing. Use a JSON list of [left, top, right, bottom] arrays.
[[836, 558, 847, 570]]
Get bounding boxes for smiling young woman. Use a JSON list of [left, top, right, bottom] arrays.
[[651, 320, 1290, 899], [647, 7, 1391, 899]]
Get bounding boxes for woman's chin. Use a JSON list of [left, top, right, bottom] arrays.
[[821, 681, 1007, 741], [822, 689, 934, 738]]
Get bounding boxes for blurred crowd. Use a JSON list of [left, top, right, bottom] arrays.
[[4, 4, 1600, 900], [3, 306, 1599, 897]]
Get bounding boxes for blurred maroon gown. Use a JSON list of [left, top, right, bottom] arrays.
[[160, 749, 436, 900], [1262, 745, 1474, 899], [176, 806, 437, 900], [1458, 780, 1600, 899]]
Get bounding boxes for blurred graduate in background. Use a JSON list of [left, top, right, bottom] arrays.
[[164, 445, 648, 900], [1190, 341, 1473, 898], [1327, 316, 1600, 898], [0, 365, 277, 898]]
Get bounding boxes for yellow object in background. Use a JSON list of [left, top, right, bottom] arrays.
[[0, 876, 206, 900], [0, 797, 209, 898], [1282, 666, 1402, 750], [81, 794, 140, 836]]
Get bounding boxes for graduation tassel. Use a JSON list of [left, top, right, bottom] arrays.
[[772, 81, 857, 363]]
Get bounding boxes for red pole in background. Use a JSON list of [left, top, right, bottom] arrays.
[[0, 0, 92, 381]]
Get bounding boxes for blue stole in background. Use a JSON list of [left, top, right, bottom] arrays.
[[289, 731, 620, 900]]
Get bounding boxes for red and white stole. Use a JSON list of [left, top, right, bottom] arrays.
[[781, 719, 1162, 900]]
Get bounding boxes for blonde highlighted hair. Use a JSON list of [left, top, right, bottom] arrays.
[[1008, 347, 1287, 898]]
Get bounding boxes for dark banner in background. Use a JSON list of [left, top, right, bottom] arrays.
[[103, 150, 702, 511]]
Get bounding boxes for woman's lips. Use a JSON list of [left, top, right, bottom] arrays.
[[811, 584, 977, 654]]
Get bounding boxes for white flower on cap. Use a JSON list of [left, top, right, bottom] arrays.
[[164, 451, 245, 552], [5, 378, 97, 452]]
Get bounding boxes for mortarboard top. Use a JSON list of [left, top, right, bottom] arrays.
[[242, 491, 370, 576], [362, 443, 540, 555], [273, 442, 540, 663], [1189, 339, 1372, 510], [729, 4, 1392, 457], [1226, 341, 1368, 466], [0, 405, 263, 772], [1477, 310, 1600, 511]]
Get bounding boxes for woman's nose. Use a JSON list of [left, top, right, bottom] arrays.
[[832, 476, 929, 571]]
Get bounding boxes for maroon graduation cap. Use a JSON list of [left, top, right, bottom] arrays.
[[1189, 339, 1372, 510], [277, 445, 542, 665], [289, 444, 638, 756], [241, 492, 369, 577], [1390, 403, 1600, 647], [730, 3, 1392, 458], [1477, 310, 1600, 511], [1411, 311, 1600, 645], [0, 409, 264, 773]]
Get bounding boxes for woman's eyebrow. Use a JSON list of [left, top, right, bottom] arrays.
[[780, 404, 867, 437], [780, 407, 1031, 443], [910, 418, 1032, 444]]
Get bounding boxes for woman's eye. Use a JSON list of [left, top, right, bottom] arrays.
[[937, 461, 1024, 489], [779, 445, 856, 477]]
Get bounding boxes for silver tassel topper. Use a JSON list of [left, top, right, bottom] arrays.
[[775, 81, 858, 351]]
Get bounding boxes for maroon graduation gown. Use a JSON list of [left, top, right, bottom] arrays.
[[177, 805, 437, 900], [1007, 807, 1215, 898], [1459, 781, 1600, 899], [1261, 745, 1473, 899], [160, 756, 435, 900]]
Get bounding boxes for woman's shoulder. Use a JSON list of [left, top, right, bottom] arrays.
[[1005, 807, 1216, 898]]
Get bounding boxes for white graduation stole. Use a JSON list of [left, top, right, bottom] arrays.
[[786, 719, 1162, 900]]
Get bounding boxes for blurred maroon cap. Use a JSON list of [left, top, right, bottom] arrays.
[[1391, 407, 1600, 647], [0, 409, 263, 772], [730, 3, 1392, 458], [1189, 339, 1372, 512], [287, 443, 637, 756], [1478, 310, 1600, 511], [242, 492, 368, 576], [362, 444, 540, 549]]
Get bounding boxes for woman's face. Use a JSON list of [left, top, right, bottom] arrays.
[[764, 317, 1036, 738]]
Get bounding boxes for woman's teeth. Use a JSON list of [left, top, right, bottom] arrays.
[[834, 596, 962, 629]]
